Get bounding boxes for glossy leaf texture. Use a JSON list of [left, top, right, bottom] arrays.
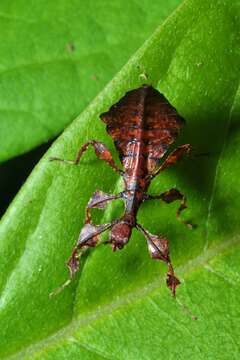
[[1, 0, 240, 358], [0, 0, 181, 163]]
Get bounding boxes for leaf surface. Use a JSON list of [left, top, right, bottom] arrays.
[[0, 0, 181, 162], [1, 0, 240, 358]]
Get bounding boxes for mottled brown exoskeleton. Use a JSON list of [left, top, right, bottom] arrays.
[[50, 85, 192, 297]]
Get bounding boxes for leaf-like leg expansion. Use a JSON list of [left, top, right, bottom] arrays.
[[167, 263, 181, 298], [146, 188, 192, 229], [50, 222, 113, 297], [50, 140, 124, 176], [68, 222, 114, 277], [85, 190, 123, 224], [136, 223, 180, 297], [152, 144, 192, 177]]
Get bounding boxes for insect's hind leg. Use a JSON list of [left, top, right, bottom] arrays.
[[145, 188, 192, 229], [136, 223, 180, 297], [49, 140, 123, 176], [50, 222, 114, 297]]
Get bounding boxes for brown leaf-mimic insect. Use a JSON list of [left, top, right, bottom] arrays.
[[50, 85, 192, 297]]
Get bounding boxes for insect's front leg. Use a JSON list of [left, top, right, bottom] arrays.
[[144, 188, 192, 229], [50, 140, 124, 176], [85, 190, 123, 224], [136, 223, 180, 297]]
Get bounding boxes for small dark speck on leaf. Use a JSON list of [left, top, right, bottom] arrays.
[[91, 74, 98, 81], [67, 42, 75, 53]]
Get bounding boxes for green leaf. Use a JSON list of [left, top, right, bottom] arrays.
[[0, 0, 181, 163], [1, 0, 240, 358]]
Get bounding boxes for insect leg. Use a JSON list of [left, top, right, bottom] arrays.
[[145, 188, 192, 229], [136, 223, 180, 297], [50, 140, 123, 176], [50, 222, 114, 297], [153, 144, 192, 177], [85, 190, 123, 224]]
